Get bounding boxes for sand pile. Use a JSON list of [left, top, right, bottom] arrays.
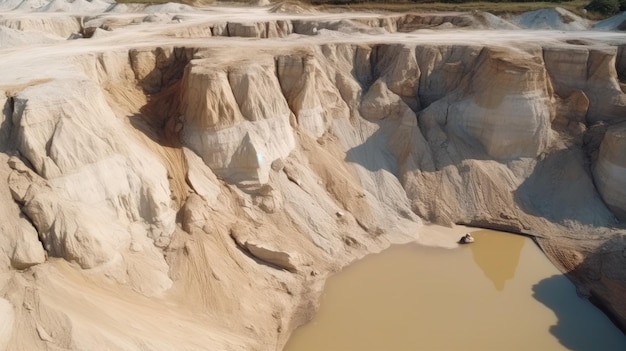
[[5, 0, 48, 11], [269, 1, 312, 14], [35, 0, 112, 13], [0, 25, 60, 47], [595, 11, 626, 30], [0, 0, 23, 11], [144, 2, 198, 14], [513, 7, 590, 30], [476, 11, 519, 30], [1, 0, 113, 12]]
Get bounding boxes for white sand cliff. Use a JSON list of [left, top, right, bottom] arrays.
[[1, 1, 626, 350]]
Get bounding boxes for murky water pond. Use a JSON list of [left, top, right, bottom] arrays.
[[284, 230, 626, 351]]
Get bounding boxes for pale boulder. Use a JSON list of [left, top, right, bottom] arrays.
[[245, 241, 298, 272], [18, 182, 126, 269], [0, 156, 46, 270], [184, 147, 221, 205], [230, 224, 301, 272], [9, 228, 46, 270], [129, 48, 162, 93], [180, 193, 211, 233], [359, 79, 416, 122]]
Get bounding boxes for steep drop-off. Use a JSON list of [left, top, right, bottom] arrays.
[[1, 3, 626, 350]]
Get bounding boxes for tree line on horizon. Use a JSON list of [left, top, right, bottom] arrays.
[[307, 0, 571, 4], [305, 0, 624, 17]]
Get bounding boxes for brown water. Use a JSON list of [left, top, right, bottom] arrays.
[[284, 230, 626, 351]]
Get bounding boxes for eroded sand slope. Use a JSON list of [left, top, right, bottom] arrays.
[[1, 2, 626, 350]]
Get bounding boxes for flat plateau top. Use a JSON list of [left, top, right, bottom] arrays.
[[1, 3, 626, 87]]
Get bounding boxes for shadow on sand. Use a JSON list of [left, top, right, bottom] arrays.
[[513, 148, 617, 227], [532, 273, 626, 350]]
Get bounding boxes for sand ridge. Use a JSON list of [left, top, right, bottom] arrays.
[[1, 2, 626, 350]]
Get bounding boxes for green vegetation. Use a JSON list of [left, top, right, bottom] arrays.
[[585, 0, 619, 15], [313, 0, 594, 17], [115, 0, 214, 5], [115, 0, 175, 3], [113, 0, 614, 19]]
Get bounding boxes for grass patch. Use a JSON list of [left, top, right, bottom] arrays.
[[112, 0, 608, 19], [316, 0, 592, 17], [115, 0, 174, 4], [114, 0, 214, 5]]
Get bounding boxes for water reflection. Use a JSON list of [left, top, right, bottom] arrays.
[[284, 229, 626, 351], [469, 230, 525, 291]]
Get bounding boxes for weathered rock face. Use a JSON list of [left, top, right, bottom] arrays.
[[277, 55, 327, 138], [420, 46, 553, 160], [2, 3, 626, 351], [0, 157, 46, 271], [10, 79, 176, 266], [181, 59, 295, 185], [415, 45, 483, 107], [544, 45, 626, 123], [594, 122, 626, 220], [0, 14, 80, 38]]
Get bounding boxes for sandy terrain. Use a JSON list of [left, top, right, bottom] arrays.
[[1, 1, 626, 350]]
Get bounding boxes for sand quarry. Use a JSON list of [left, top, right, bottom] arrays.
[[1, 1, 626, 350]]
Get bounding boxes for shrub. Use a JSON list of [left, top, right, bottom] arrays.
[[585, 0, 620, 15]]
